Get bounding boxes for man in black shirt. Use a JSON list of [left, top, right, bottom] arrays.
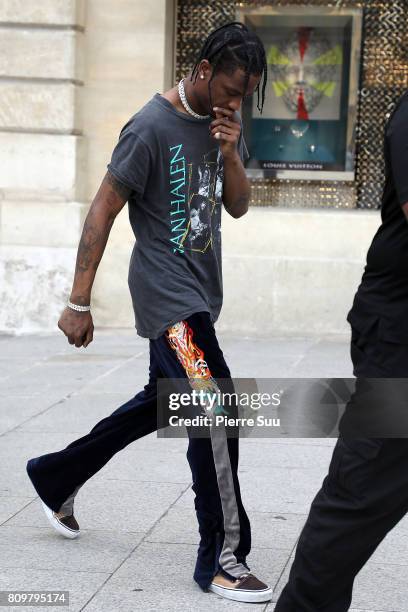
[[348, 89, 408, 339], [275, 92, 408, 611]]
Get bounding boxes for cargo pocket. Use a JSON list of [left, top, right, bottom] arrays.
[[378, 317, 408, 345], [327, 438, 384, 500]]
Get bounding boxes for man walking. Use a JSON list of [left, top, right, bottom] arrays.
[[26, 22, 272, 603], [275, 91, 408, 610]]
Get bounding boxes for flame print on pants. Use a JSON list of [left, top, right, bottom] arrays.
[[166, 320, 248, 581], [165, 321, 226, 416]]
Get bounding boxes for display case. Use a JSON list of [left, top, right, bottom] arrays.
[[237, 6, 363, 181]]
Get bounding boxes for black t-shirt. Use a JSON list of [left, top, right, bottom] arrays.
[[106, 94, 248, 339], [347, 90, 408, 342]]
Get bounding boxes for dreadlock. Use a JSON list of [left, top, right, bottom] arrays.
[[190, 21, 267, 113]]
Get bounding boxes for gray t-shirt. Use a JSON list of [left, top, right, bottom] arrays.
[[107, 93, 248, 339]]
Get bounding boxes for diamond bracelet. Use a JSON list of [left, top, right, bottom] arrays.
[[67, 301, 91, 312]]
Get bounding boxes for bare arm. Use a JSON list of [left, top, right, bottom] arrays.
[[58, 171, 132, 347], [222, 153, 251, 219], [210, 107, 250, 219], [402, 201, 408, 221], [69, 171, 131, 305]]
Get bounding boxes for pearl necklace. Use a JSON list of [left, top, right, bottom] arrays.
[[177, 79, 210, 120]]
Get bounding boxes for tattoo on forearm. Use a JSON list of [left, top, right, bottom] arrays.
[[75, 209, 113, 275], [106, 171, 132, 202], [71, 172, 124, 298], [75, 216, 102, 274]]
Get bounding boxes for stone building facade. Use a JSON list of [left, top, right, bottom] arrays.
[[0, 0, 384, 335]]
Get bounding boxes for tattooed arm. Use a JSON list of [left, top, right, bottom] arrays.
[[210, 108, 250, 219], [57, 171, 132, 348], [70, 171, 131, 304], [222, 152, 250, 219]]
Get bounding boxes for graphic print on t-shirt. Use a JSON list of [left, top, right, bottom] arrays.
[[169, 143, 223, 255]]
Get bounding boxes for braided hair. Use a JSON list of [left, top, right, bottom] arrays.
[[190, 21, 267, 113]]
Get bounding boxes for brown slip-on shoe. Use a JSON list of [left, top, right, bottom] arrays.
[[57, 514, 80, 531], [208, 572, 273, 603], [41, 500, 80, 539]]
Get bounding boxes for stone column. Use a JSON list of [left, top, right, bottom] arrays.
[[83, 0, 175, 329], [0, 0, 174, 333], [0, 0, 86, 332]]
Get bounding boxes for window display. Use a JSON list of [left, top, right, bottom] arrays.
[[237, 6, 363, 181]]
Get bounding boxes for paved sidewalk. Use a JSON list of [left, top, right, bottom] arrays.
[[0, 330, 407, 612]]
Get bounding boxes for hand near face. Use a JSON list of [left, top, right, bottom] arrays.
[[210, 107, 241, 160]]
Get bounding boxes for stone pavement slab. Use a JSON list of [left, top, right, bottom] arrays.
[[0, 330, 406, 611], [0, 431, 78, 497], [8, 480, 190, 534], [0, 567, 110, 612], [351, 562, 408, 611], [80, 542, 288, 612], [175, 466, 325, 515], [147, 505, 307, 551], [0, 496, 34, 523], [272, 521, 408, 612], [11, 392, 134, 435], [0, 524, 145, 573]]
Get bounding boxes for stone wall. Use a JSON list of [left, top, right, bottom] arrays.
[[218, 208, 380, 336], [0, 0, 174, 333], [83, 0, 175, 329], [0, 0, 381, 337], [0, 0, 86, 332]]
